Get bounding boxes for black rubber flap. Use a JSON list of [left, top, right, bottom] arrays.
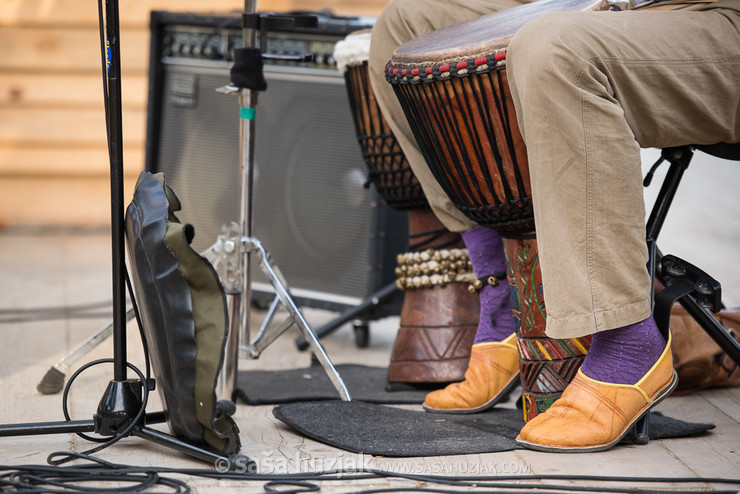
[[273, 401, 715, 457], [125, 172, 202, 443], [236, 364, 436, 405], [125, 171, 239, 454]]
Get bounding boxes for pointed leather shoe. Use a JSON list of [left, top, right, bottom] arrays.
[[516, 333, 678, 452], [423, 333, 520, 414]]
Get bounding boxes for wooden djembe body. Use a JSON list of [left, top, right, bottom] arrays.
[[337, 31, 479, 384]]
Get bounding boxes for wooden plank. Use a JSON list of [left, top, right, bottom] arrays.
[[0, 175, 140, 227], [0, 146, 144, 177], [0, 107, 145, 147], [519, 437, 695, 478], [0, 26, 149, 73], [0, 0, 247, 27], [0, 73, 147, 109], [1, 231, 739, 492], [650, 391, 740, 483], [0, 0, 375, 28], [702, 387, 740, 423]]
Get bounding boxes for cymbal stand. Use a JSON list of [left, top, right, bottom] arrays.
[[211, 0, 351, 401]]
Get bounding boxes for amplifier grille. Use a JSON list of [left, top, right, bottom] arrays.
[[146, 12, 406, 312]]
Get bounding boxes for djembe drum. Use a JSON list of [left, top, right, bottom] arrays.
[[386, 0, 610, 420], [335, 31, 480, 384]]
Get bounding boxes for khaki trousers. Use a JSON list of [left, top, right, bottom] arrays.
[[506, 4, 740, 338], [370, 1, 740, 338]]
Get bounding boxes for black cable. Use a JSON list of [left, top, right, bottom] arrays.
[[124, 266, 152, 383], [49, 263, 152, 456], [50, 357, 150, 464], [354, 469, 740, 494], [3, 461, 738, 494], [59, 359, 145, 444], [0, 463, 190, 494], [0, 312, 113, 324], [0, 300, 115, 323], [0, 300, 111, 315], [263, 480, 321, 493]]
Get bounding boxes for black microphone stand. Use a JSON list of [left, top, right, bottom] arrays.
[[0, 0, 252, 469]]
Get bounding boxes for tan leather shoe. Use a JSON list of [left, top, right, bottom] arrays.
[[423, 333, 520, 413], [516, 333, 678, 452]]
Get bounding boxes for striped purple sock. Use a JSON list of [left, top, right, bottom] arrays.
[[461, 226, 516, 344], [580, 316, 666, 385]]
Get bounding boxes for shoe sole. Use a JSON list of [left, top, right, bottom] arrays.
[[422, 372, 520, 414], [515, 370, 679, 453]]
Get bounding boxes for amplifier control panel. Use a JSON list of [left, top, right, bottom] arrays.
[[154, 11, 375, 70]]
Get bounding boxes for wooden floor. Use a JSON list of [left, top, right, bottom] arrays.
[[0, 228, 738, 493]]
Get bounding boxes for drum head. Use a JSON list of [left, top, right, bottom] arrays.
[[391, 0, 608, 67], [334, 29, 372, 71]]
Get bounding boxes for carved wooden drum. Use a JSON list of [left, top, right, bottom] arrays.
[[335, 30, 479, 384], [386, 0, 608, 419]]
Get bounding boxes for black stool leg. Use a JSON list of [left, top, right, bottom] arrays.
[[631, 413, 651, 445], [645, 146, 694, 242], [645, 147, 740, 366]]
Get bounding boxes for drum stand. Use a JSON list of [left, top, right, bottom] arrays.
[[0, 0, 254, 468], [292, 283, 399, 351], [205, 3, 351, 402]]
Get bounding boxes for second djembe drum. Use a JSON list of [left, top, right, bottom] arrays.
[[386, 0, 610, 420], [335, 31, 480, 384]]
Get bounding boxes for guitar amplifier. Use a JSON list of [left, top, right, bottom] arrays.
[[145, 10, 406, 315]]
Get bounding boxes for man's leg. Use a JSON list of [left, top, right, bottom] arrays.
[[369, 0, 533, 412], [507, 6, 740, 450], [508, 6, 740, 339], [423, 225, 520, 413]]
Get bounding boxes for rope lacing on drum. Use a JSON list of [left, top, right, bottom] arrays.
[[385, 50, 508, 85], [409, 227, 459, 251]]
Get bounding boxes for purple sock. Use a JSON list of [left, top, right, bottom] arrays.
[[580, 316, 666, 385], [461, 226, 516, 344]]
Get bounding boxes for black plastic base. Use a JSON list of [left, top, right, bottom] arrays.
[[0, 388, 253, 470], [94, 379, 143, 436]]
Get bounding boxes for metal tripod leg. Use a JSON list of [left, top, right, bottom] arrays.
[[36, 309, 135, 394], [240, 236, 351, 401], [215, 4, 349, 402], [36, 234, 235, 396], [294, 282, 398, 351]]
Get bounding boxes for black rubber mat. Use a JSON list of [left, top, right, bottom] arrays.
[[236, 364, 441, 405], [273, 400, 715, 457]]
